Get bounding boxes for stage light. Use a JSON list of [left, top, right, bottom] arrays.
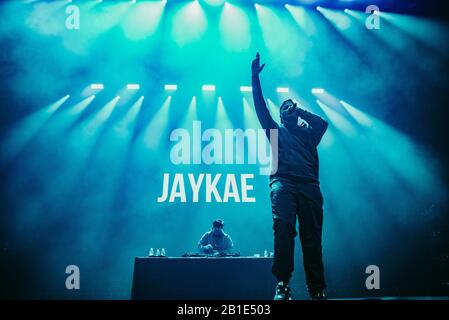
[[202, 85, 216, 92], [114, 96, 144, 139], [318, 7, 352, 30], [215, 94, 233, 131], [90, 84, 104, 90], [164, 84, 178, 91], [267, 98, 280, 119], [240, 86, 252, 92], [344, 9, 349, 13], [127, 84, 140, 90], [1, 95, 71, 164], [219, 2, 251, 52], [69, 95, 96, 115], [172, 0, 207, 46], [242, 97, 259, 128], [178, 96, 199, 145], [204, 0, 225, 6], [276, 87, 289, 93], [316, 99, 356, 137], [312, 88, 325, 94]]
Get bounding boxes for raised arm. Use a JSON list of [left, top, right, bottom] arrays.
[[297, 108, 328, 146], [251, 53, 278, 131]]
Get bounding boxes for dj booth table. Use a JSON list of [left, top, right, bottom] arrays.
[[131, 256, 275, 300]]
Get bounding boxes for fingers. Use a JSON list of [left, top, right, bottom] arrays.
[[260, 63, 266, 73], [256, 52, 260, 60]]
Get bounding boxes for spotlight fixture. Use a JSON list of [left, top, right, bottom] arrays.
[[164, 84, 178, 91], [127, 84, 140, 90], [202, 85, 216, 91], [240, 86, 253, 92], [276, 87, 289, 93], [90, 83, 104, 90]]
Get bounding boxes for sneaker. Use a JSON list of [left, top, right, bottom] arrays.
[[274, 281, 292, 300], [310, 291, 326, 300]]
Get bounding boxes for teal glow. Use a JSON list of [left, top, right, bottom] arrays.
[[340, 100, 373, 127], [380, 12, 449, 53], [0, 95, 70, 164], [316, 99, 357, 137], [68, 96, 120, 155], [121, 1, 166, 40], [317, 7, 352, 31], [180, 96, 198, 128], [62, 1, 132, 53], [266, 98, 280, 120], [242, 97, 259, 129], [39, 95, 96, 146], [25, 0, 68, 36], [242, 97, 258, 162], [142, 96, 171, 150], [114, 96, 144, 139], [171, 0, 208, 46], [216, 97, 240, 163], [285, 5, 317, 36], [215, 97, 233, 130], [219, 2, 251, 52], [203, 0, 225, 7], [255, 4, 307, 77], [67, 95, 96, 116], [339, 100, 445, 198]]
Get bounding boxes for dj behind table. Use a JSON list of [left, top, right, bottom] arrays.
[[131, 220, 274, 299], [131, 254, 274, 300]]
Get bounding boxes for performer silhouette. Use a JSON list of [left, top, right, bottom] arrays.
[[251, 53, 328, 300]]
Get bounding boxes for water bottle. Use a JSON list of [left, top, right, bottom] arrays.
[[149, 248, 154, 256], [156, 248, 160, 256], [161, 248, 166, 257], [263, 250, 268, 258]]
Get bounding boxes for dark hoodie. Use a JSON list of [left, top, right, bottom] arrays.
[[252, 74, 328, 201]]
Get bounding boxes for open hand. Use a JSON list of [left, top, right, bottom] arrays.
[[252, 52, 266, 76]]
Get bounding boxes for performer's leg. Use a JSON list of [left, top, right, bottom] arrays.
[[270, 179, 298, 283], [297, 192, 326, 296]]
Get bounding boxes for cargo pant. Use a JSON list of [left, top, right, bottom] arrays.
[[270, 178, 326, 295]]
